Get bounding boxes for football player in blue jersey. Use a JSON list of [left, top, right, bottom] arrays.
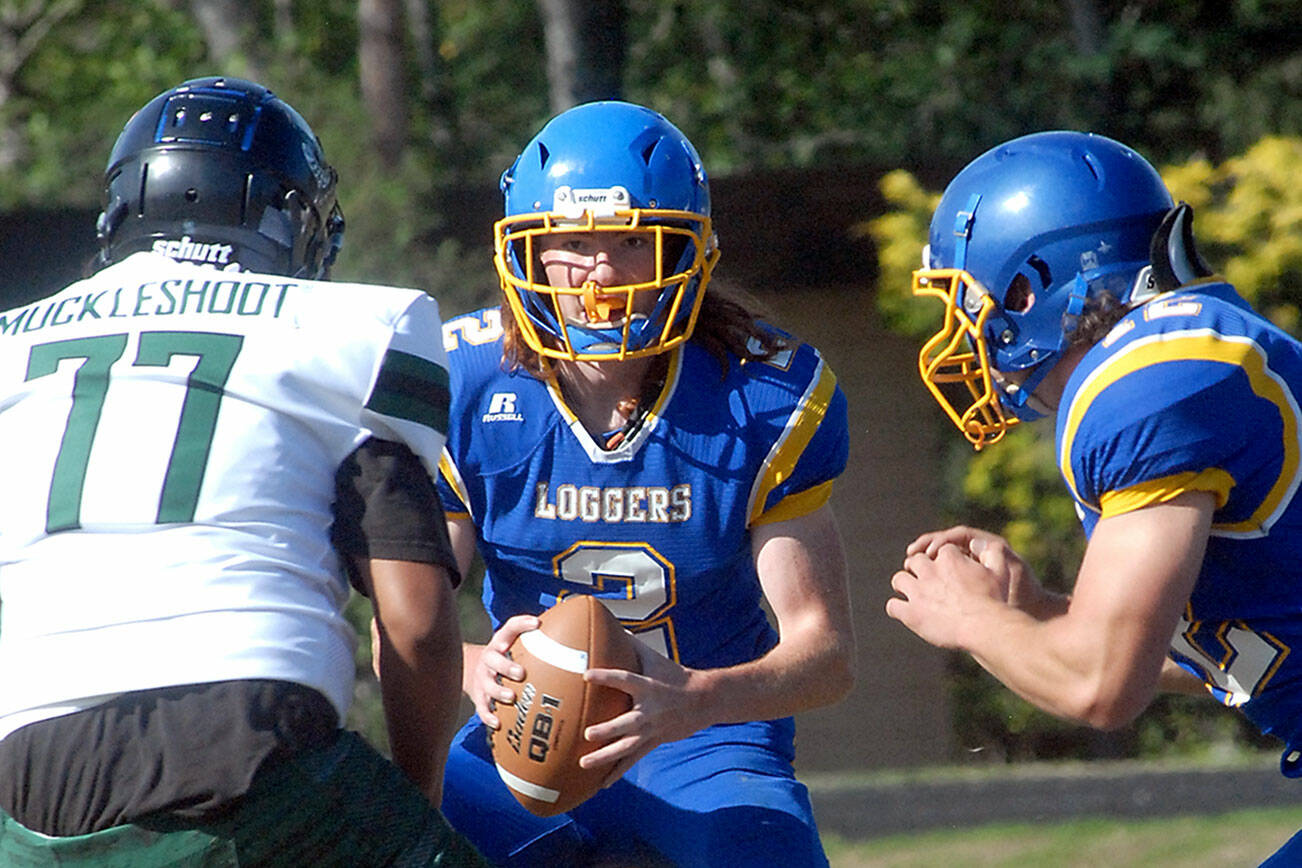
[[434, 101, 855, 866], [888, 130, 1302, 866]]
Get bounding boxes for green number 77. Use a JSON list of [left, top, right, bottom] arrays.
[[26, 330, 243, 532]]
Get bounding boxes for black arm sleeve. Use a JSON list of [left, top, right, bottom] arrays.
[[331, 438, 460, 593]]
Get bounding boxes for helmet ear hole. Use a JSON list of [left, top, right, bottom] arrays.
[[1005, 273, 1035, 313]]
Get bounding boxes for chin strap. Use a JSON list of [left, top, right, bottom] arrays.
[[995, 357, 1057, 422], [1149, 202, 1213, 293]]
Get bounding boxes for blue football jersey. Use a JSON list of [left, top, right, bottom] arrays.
[[438, 308, 849, 670], [1056, 282, 1302, 768]]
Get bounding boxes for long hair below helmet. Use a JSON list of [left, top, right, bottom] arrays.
[[96, 76, 344, 279]]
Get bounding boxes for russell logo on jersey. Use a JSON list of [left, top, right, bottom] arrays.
[[483, 392, 525, 423]]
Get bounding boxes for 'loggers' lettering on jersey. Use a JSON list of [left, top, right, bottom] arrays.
[[533, 482, 692, 523], [1, 280, 296, 337]]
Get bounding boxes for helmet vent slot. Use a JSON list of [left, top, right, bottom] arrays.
[[1027, 255, 1052, 289], [1083, 152, 1100, 178], [137, 164, 149, 216]]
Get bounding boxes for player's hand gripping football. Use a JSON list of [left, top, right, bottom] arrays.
[[469, 614, 541, 730], [579, 641, 707, 787]]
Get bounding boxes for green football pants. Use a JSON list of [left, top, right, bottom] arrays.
[[0, 730, 489, 867]]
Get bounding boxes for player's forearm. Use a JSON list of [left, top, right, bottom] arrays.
[[959, 602, 1160, 729], [380, 623, 464, 803], [689, 622, 854, 725], [366, 558, 465, 804], [970, 498, 1212, 727]]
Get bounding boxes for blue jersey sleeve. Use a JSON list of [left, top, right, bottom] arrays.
[[436, 307, 510, 522], [746, 347, 850, 526], [1060, 295, 1300, 532], [436, 452, 471, 518]]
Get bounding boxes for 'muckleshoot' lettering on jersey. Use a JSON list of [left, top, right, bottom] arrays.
[[0, 276, 295, 337], [533, 482, 692, 523]]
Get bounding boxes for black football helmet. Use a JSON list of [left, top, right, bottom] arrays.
[[96, 76, 344, 278]]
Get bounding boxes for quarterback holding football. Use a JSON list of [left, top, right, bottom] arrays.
[[435, 100, 856, 867]]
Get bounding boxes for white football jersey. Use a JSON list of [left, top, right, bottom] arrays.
[[0, 252, 451, 738]]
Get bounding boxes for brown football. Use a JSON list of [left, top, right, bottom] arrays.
[[489, 594, 641, 816]]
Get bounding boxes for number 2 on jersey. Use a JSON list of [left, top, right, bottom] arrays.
[[553, 541, 679, 660], [25, 331, 243, 532]]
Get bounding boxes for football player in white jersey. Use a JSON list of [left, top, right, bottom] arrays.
[[0, 77, 486, 866], [435, 101, 855, 867]]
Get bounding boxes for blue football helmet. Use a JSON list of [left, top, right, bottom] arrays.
[[96, 76, 344, 279], [494, 101, 719, 361], [913, 130, 1173, 449]]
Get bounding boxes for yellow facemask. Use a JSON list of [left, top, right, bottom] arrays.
[[494, 208, 719, 362], [911, 266, 1020, 450]]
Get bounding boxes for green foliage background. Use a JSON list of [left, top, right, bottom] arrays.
[[3, 1, 1300, 312]]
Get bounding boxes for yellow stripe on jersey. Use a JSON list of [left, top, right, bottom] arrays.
[[752, 479, 834, 526], [1098, 468, 1236, 519], [1060, 332, 1301, 534], [438, 451, 473, 520], [747, 360, 838, 527]]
